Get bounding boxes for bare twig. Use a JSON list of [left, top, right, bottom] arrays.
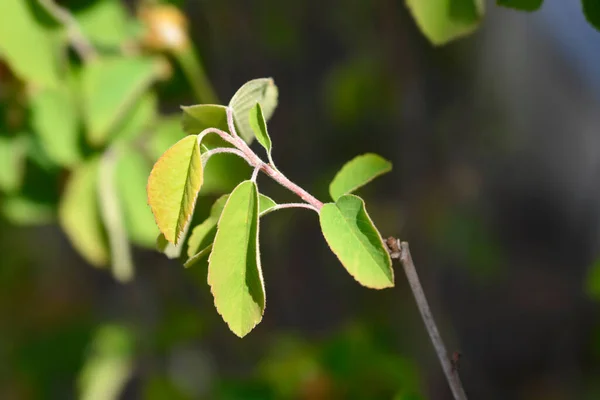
[[38, 0, 98, 62], [386, 238, 467, 400]]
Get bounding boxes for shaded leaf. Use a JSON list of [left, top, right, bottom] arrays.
[[319, 195, 393, 289], [248, 103, 272, 155], [82, 56, 159, 146], [259, 194, 277, 214], [147, 135, 203, 244], [31, 86, 82, 167], [497, 0, 543, 11], [405, 0, 484, 46], [0, 134, 27, 193], [115, 151, 159, 248], [329, 153, 392, 201], [0, 0, 62, 87], [583, 0, 600, 31], [59, 159, 109, 267], [229, 78, 279, 143], [208, 180, 265, 337], [98, 150, 134, 283], [181, 104, 229, 136], [78, 325, 134, 400]]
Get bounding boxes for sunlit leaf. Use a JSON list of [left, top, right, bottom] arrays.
[[208, 180, 265, 337], [147, 135, 203, 244], [0, 134, 27, 193], [0, 0, 62, 87], [75, 0, 135, 49], [59, 159, 109, 267], [31, 86, 82, 167], [111, 92, 157, 144], [98, 150, 134, 283], [319, 195, 393, 289], [78, 325, 134, 400], [186, 195, 228, 258], [329, 153, 392, 201], [249, 103, 272, 156], [583, 0, 600, 31], [497, 0, 543, 11], [405, 0, 484, 46], [185, 194, 276, 269], [229, 78, 279, 143], [82, 56, 159, 146], [147, 116, 187, 161], [115, 151, 159, 248]]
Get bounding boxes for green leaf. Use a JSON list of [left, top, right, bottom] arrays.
[[1, 195, 55, 225], [0, 0, 62, 87], [248, 103, 272, 156], [75, 0, 133, 49], [31, 86, 82, 167], [147, 135, 203, 244], [98, 150, 134, 283], [583, 0, 600, 31], [111, 92, 157, 144], [185, 193, 276, 269], [329, 153, 392, 201], [319, 195, 393, 289], [115, 151, 159, 248], [405, 0, 484, 46], [208, 180, 265, 337], [59, 159, 109, 267], [259, 194, 277, 214], [147, 116, 188, 161], [78, 325, 134, 400], [497, 0, 543, 11], [186, 195, 229, 258], [181, 104, 229, 136], [82, 56, 159, 146], [229, 78, 279, 143], [0, 134, 27, 193]]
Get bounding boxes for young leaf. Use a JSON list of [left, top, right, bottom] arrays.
[[31, 86, 82, 167], [583, 0, 600, 31], [497, 0, 543, 11], [59, 159, 109, 267], [0, 0, 61, 87], [405, 0, 484, 46], [259, 194, 277, 214], [82, 56, 160, 146], [115, 151, 159, 248], [329, 153, 392, 201], [248, 103, 272, 156], [98, 151, 133, 283], [229, 78, 279, 143], [181, 104, 229, 136], [147, 135, 203, 244], [319, 195, 394, 289], [208, 180, 265, 337]]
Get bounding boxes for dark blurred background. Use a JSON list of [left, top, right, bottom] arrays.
[[2, 0, 600, 399]]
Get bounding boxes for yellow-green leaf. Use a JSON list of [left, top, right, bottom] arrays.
[[59, 159, 109, 267], [208, 180, 264, 337], [147, 135, 203, 244], [406, 0, 484, 46], [319, 195, 393, 289]]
